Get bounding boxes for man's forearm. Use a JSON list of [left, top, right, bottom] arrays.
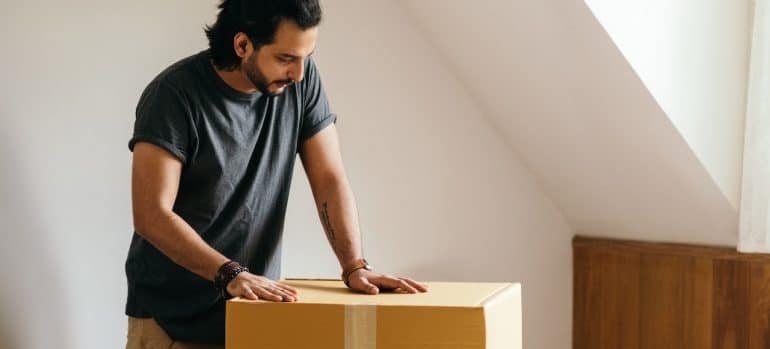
[[312, 176, 364, 268], [134, 209, 228, 281]]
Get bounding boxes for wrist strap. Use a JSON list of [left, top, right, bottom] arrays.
[[214, 260, 248, 299], [342, 259, 371, 288]]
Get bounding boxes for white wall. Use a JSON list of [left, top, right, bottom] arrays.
[[0, 1, 213, 348], [283, 1, 574, 348], [585, 0, 752, 210], [1, 1, 573, 348], [401, 0, 740, 247]]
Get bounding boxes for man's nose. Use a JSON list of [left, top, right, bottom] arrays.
[[288, 59, 304, 82]]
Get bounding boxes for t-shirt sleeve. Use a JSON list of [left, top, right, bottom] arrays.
[[299, 58, 337, 144], [128, 81, 195, 164]]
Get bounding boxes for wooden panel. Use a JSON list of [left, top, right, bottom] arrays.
[[638, 255, 713, 349], [639, 254, 686, 349], [683, 258, 714, 349], [573, 236, 770, 349], [573, 236, 770, 262], [713, 259, 750, 349], [574, 245, 639, 349], [748, 261, 770, 349]]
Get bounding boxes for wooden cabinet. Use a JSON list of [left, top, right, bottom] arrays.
[[573, 236, 770, 349]]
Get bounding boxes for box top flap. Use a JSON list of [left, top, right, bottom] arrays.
[[229, 279, 517, 307]]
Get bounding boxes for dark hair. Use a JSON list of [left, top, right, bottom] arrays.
[[204, 0, 322, 70]]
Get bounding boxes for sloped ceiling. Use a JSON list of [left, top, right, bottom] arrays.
[[584, 0, 750, 210], [398, 0, 738, 245]]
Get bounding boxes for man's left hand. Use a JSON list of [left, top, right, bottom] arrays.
[[347, 269, 429, 295]]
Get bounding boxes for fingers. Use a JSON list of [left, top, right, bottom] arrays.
[[373, 275, 425, 294], [268, 286, 297, 302], [243, 287, 259, 301], [230, 274, 298, 302], [390, 277, 419, 294], [229, 282, 262, 301], [401, 277, 429, 292], [255, 287, 284, 302], [274, 282, 299, 296], [359, 277, 380, 295], [271, 281, 298, 301]]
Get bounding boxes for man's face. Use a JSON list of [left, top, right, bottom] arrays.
[[242, 19, 318, 96]]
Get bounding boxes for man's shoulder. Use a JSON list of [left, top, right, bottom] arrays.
[[147, 51, 207, 94]]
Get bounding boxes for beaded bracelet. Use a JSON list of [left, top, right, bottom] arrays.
[[214, 260, 249, 299]]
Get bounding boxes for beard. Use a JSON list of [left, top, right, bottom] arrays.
[[244, 52, 294, 96]]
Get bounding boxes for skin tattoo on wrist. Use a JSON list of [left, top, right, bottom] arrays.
[[321, 201, 336, 250]]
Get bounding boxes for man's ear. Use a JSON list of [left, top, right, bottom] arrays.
[[233, 32, 252, 59]]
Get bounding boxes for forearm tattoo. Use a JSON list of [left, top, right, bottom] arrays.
[[321, 201, 336, 249]]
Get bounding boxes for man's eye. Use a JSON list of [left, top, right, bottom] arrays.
[[278, 57, 292, 64]]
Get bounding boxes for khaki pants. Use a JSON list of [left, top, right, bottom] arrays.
[[126, 317, 224, 349]]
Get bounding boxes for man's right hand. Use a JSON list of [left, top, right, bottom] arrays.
[[226, 272, 299, 302]]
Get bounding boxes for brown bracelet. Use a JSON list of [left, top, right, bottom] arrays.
[[214, 260, 248, 299], [341, 258, 372, 287]]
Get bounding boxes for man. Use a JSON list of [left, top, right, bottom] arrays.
[[124, 1, 428, 348]]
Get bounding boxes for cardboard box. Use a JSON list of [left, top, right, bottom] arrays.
[[226, 279, 521, 349]]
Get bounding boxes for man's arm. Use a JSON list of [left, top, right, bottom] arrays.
[[299, 125, 428, 294], [131, 142, 297, 302]]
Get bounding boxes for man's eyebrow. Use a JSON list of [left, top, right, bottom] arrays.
[[277, 50, 316, 59]]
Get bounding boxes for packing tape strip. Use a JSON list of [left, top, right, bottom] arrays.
[[344, 304, 377, 349]]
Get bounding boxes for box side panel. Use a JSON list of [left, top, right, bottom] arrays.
[[483, 284, 522, 349], [226, 302, 344, 349], [345, 304, 377, 349], [376, 306, 486, 349]]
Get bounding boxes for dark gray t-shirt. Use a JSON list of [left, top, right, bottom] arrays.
[[125, 50, 336, 344]]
